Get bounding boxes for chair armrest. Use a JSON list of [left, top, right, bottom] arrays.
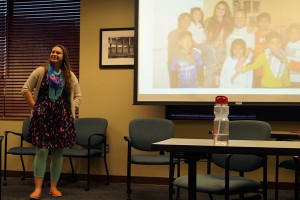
[[5, 131, 22, 137], [4, 130, 23, 151], [124, 136, 131, 144]]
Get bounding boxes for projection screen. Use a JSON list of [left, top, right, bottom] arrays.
[[134, 0, 300, 105]]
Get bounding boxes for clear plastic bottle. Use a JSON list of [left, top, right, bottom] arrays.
[[213, 96, 229, 146]]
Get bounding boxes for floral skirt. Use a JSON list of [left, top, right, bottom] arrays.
[[26, 100, 76, 149]]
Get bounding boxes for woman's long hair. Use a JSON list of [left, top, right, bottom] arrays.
[[204, 1, 234, 41], [44, 44, 72, 96], [212, 1, 233, 23]]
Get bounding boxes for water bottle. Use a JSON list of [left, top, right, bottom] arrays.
[[213, 96, 229, 146]]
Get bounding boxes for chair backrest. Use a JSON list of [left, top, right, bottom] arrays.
[[129, 118, 175, 151], [212, 120, 271, 172], [21, 117, 31, 140], [74, 118, 108, 147], [229, 120, 271, 140]]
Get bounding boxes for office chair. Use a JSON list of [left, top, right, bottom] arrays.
[[275, 156, 300, 200], [63, 117, 109, 191], [3, 117, 36, 185], [124, 118, 180, 200], [173, 120, 271, 200]]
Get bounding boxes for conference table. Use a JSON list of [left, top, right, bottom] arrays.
[[271, 130, 300, 140], [152, 138, 300, 200]]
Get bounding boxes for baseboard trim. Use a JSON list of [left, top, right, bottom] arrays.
[[3, 170, 295, 190]]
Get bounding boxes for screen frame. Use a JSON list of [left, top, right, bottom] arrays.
[[133, 0, 300, 107]]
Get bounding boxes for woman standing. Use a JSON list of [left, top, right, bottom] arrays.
[[204, 1, 234, 87], [21, 44, 82, 200]]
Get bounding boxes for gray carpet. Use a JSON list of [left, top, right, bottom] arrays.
[[1, 177, 295, 200]]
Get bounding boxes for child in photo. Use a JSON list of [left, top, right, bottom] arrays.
[[226, 9, 255, 58], [168, 12, 191, 88], [252, 12, 271, 87], [232, 32, 290, 88], [170, 31, 204, 88], [188, 7, 206, 48], [220, 39, 253, 88], [253, 12, 271, 57], [285, 23, 300, 87]]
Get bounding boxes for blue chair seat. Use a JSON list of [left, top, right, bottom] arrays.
[[174, 174, 260, 194], [279, 159, 299, 170], [131, 155, 170, 165], [7, 146, 36, 155], [63, 148, 102, 157]]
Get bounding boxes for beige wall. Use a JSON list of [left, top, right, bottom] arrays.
[[0, 0, 300, 183]]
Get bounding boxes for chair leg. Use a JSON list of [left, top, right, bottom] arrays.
[[84, 155, 90, 191], [169, 153, 175, 200], [293, 156, 299, 200], [3, 150, 8, 186], [225, 155, 230, 200], [175, 153, 181, 200], [126, 163, 132, 200], [103, 152, 109, 185], [20, 155, 26, 180], [275, 155, 279, 200], [126, 146, 132, 200], [263, 156, 268, 200], [69, 157, 76, 182]]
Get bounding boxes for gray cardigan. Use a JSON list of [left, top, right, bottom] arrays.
[[21, 66, 82, 118]]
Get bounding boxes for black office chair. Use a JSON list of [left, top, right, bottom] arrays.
[[124, 118, 180, 200], [63, 117, 109, 191], [3, 117, 36, 186], [173, 120, 271, 200], [275, 156, 300, 200]]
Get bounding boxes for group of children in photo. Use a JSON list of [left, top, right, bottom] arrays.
[[167, 1, 300, 89]]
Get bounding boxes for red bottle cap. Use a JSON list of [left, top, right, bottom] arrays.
[[215, 96, 228, 104]]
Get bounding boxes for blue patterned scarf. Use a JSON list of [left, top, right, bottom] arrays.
[[48, 64, 65, 102]]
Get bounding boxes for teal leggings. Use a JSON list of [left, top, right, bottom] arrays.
[[34, 148, 63, 181]]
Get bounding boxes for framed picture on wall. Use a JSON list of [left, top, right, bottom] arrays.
[[99, 27, 135, 69]]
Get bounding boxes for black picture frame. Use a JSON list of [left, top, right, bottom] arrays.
[[99, 27, 135, 69]]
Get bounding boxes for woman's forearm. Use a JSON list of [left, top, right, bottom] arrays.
[[23, 92, 35, 109]]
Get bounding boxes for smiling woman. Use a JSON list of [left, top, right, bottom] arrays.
[[21, 44, 82, 200]]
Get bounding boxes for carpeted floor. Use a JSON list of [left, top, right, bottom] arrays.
[[1, 177, 296, 200]]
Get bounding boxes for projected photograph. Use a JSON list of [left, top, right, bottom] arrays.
[[136, 0, 300, 103], [100, 28, 134, 69]]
